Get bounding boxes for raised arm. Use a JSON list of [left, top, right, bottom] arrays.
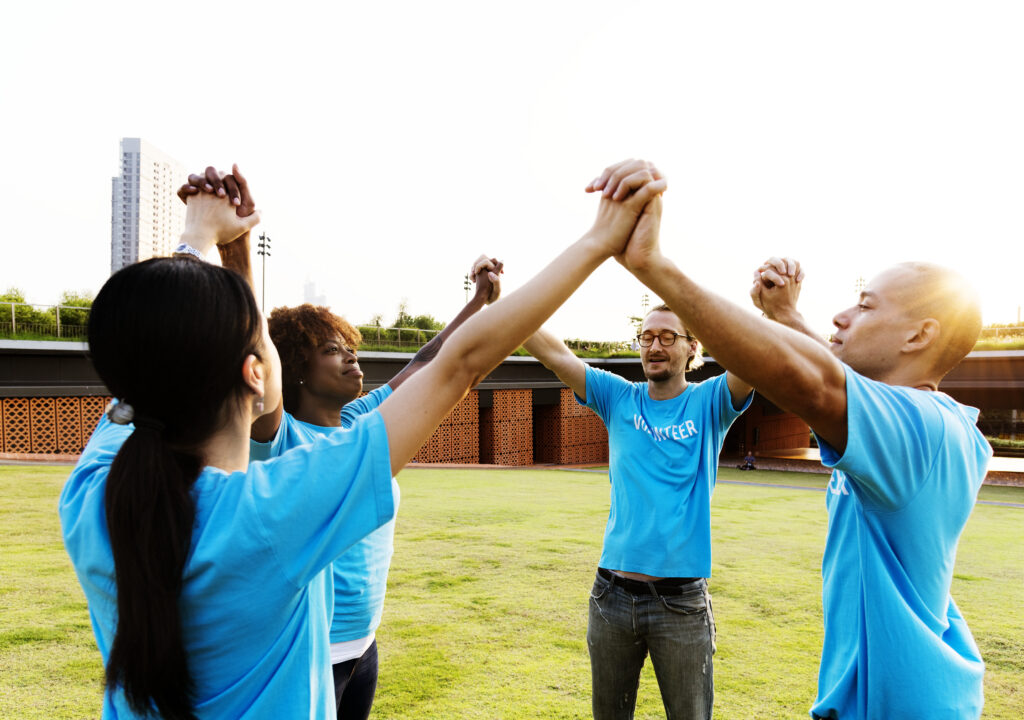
[[176, 178, 261, 258], [385, 254, 504, 392], [606, 196, 847, 453], [523, 328, 587, 399], [179, 166, 280, 442], [378, 159, 666, 473], [177, 164, 257, 286]]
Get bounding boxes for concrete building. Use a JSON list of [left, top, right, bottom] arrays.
[[110, 138, 187, 273]]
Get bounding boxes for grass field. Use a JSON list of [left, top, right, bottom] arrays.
[[2, 465, 1021, 719]]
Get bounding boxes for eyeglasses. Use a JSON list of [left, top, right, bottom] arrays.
[[636, 331, 693, 347]]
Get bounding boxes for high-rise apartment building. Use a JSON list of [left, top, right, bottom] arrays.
[[110, 138, 187, 273]]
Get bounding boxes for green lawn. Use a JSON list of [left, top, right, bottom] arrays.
[[2, 466, 1022, 719]]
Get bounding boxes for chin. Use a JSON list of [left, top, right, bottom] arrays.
[[644, 369, 673, 382]]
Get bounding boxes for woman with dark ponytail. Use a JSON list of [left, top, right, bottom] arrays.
[[61, 158, 667, 718]]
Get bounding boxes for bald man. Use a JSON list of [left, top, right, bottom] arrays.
[[588, 165, 991, 719]]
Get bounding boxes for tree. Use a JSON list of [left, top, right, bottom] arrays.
[[391, 300, 445, 331], [0, 288, 54, 333], [58, 290, 93, 333]]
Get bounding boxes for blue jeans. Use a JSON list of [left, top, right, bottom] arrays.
[[587, 571, 715, 720]]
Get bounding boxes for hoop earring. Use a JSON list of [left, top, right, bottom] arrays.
[[253, 396, 265, 414]]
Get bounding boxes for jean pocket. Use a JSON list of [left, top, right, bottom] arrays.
[[590, 575, 611, 602], [658, 585, 706, 615]]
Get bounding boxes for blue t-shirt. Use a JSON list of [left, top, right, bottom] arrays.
[[60, 411, 395, 719], [580, 365, 750, 577], [250, 385, 397, 644], [812, 366, 991, 720]]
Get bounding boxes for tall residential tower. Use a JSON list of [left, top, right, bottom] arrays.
[[110, 138, 187, 273]]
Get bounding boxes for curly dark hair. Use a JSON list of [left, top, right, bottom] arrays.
[[267, 304, 363, 412]]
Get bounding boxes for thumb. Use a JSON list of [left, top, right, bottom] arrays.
[[241, 209, 262, 231], [623, 179, 668, 214]]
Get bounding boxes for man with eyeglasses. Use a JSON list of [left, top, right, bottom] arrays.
[[523, 302, 752, 720]]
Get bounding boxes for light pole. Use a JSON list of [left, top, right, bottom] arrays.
[[257, 232, 272, 312], [464, 273, 471, 303]]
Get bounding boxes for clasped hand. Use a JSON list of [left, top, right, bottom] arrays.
[[177, 164, 261, 254], [584, 159, 667, 273]]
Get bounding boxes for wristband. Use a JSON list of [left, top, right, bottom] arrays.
[[173, 243, 206, 261]]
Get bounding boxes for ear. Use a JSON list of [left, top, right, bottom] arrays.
[[241, 353, 266, 397], [902, 318, 940, 354]]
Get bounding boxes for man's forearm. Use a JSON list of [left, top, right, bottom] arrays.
[[630, 255, 846, 443], [217, 232, 254, 290]]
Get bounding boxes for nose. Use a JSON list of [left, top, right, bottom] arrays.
[[342, 348, 357, 363], [832, 308, 851, 329]]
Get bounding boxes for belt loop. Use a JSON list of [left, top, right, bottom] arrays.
[[646, 581, 660, 599]]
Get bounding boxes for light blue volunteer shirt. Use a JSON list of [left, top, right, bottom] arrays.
[[811, 366, 991, 720], [250, 385, 397, 644], [580, 365, 750, 578], [60, 411, 395, 719]]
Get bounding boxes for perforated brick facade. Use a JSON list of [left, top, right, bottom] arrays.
[[479, 389, 533, 465], [533, 388, 608, 465], [0, 396, 112, 455]]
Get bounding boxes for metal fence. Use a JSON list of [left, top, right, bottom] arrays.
[[0, 302, 89, 339], [978, 325, 1024, 338], [355, 325, 441, 349]]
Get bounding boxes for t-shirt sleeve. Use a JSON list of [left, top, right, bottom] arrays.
[[577, 364, 631, 423], [60, 414, 134, 546], [249, 413, 292, 462], [340, 385, 394, 428], [244, 410, 396, 588], [817, 366, 943, 510], [712, 372, 751, 429]]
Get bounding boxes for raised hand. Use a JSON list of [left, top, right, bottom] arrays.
[[179, 185, 261, 255], [584, 159, 667, 258], [469, 255, 504, 304], [177, 164, 255, 218], [617, 193, 664, 273], [750, 256, 804, 322]]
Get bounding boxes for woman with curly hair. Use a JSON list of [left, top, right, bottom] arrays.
[[247, 259, 500, 719]]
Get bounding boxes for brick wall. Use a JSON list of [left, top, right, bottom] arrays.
[[0, 389, 616, 467], [533, 388, 608, 465], [0, 396, 111, 454], [412, 390, 480, 463], [479, 389, 533, 465]]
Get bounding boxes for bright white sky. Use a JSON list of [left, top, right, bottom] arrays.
[[2, 1, 1022, 341]]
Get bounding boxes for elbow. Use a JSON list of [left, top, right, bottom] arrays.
[[438, 346, 488, 394]]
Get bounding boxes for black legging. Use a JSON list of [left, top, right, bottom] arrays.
[[332, 640, 379, 720]]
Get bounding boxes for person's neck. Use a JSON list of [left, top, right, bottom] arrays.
[[199, 412, 256, 474], [646, 372, 688, 401], [872, 360, 940, 393], [293, 392, 353, 428]]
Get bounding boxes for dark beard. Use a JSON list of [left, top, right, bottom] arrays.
[[643, 363, 675, 382]]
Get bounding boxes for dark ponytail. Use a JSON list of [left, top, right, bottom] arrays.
[[88, 257, 262, 718]]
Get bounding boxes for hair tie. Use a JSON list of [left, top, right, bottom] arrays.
[[105, 400, 165, 432], [106, 400, 135, 425]]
